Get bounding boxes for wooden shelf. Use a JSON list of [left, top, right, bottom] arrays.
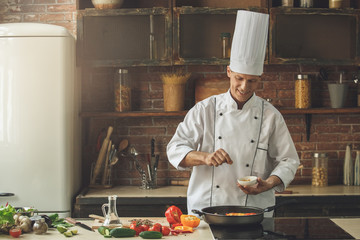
[[80, 108, 360, 118], [80, 111, 188, 118], [279, 107, 360, 115]]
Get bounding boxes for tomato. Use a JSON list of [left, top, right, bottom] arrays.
[[141, 224, 150, 231], [165, 205, 183, 224], [174, 226, 193, 233], [161, 226, 171, 236], [180, 215, 200, 228], [130, 223, 143, 235], [149, 223, 162, 232], [9, 228, 21, 238]]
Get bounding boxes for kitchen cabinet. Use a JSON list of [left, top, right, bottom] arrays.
[[77, 1, 360, 67], [172, 7, 267, 65], [269, 7, 360, 65], [77, 7, 172, 67]]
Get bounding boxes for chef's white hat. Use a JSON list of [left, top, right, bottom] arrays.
[[229, 10, 269, 76]]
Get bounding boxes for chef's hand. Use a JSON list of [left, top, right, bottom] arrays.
[[237, 176, 282, 195], [205, 148, 233, 167]]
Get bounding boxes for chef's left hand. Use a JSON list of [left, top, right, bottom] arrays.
[[237, 176, 281, 195]]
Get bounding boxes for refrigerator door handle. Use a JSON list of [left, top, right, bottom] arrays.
[[0, 193, 15, 197]]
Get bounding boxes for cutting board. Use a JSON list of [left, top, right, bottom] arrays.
[[89, 215, 130, 229]]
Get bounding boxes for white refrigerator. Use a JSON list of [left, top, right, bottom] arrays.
[[0, 23, 81, 217]]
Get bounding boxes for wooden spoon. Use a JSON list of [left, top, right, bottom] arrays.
[[118, 139, 128, 152]]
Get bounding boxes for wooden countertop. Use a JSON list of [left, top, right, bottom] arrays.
[[331, 218, 360, 239], [0, 218, 213, 240], [79, 185, 360, 199], [276, 185, 360, 196], [1, 218, 359, 239]]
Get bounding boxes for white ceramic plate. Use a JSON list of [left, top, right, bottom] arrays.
[[237, 176, 257, 186]]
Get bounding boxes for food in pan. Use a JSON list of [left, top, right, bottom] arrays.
[[225, 212, 257, 216]]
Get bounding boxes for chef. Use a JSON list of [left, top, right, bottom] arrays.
[[167, 10, 299, 217]]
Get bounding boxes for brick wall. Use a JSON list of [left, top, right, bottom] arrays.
[[82, 65, 360, 187], [0, 0, 76, 36], [1, 1, 359, 187]]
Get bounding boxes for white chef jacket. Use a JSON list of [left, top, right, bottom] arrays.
[[167, 90, 300, 217]]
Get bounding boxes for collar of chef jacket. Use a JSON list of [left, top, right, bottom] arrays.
[[224, 90, 258, 111]]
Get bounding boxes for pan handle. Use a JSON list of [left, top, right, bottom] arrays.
[[191, 209, 205, 216], [264, 199, 298, 212]]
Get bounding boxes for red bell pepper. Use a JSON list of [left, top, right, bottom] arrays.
[[165, 205, 183, 224]]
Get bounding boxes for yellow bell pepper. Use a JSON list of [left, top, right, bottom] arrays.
[[180, 215, 200, 228]]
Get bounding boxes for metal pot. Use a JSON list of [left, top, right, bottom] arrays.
[[192, 199, 297, 226]]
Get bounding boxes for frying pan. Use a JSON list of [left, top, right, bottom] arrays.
[[192, 199, 297, 225]]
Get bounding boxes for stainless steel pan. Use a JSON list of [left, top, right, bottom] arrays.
[[192, 199, 297, 225]]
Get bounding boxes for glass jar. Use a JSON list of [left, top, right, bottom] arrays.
[[295, 74, 311, 109], [300, 0, 313, 8], [220, 32, 231, 59], [329, 0, 343, 8], [114, 69, 131, 112], [312, 153, 328, 187], [33, 218, 48, 234], [282, 0, 294, 7]]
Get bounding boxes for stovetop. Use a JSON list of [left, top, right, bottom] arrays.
[[210, 218, 354, 239]]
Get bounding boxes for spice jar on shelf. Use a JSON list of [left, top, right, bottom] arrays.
[[295, 74, 311, 109], [282, 0, 294, 7], [220, 32, 231, 59], [312, 153, 328, 187], [300, 0, 313, 8], [329, 0, 343, 8], [114, 69, 131, 112]]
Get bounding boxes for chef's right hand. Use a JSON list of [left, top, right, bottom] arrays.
[[205, 148, 233, 167]]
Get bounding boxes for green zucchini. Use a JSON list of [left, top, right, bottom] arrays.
[[139, 231, 163, 239], [110, 228, 136, 238]]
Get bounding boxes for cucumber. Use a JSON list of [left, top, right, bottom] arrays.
[[98, 226, 108, 235], [110, 228, 136, 238], [139, 231, 163, 239], [104, 228, 111, 238]]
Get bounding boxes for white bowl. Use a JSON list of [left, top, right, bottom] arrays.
[[92, 0, 124, 9], [237, 176, 257, 186]]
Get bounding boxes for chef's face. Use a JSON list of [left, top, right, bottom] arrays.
[[227, 66, 261, 107]]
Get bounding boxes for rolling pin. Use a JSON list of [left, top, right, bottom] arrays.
[[101, 140, 112, 185], [91, 126, 113, 185]]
